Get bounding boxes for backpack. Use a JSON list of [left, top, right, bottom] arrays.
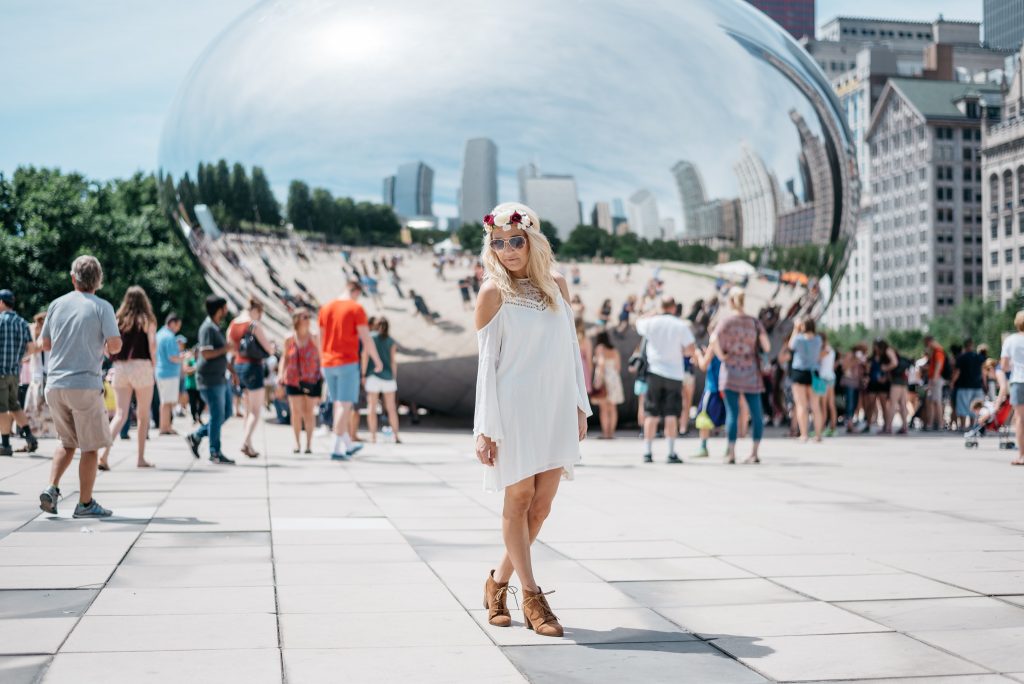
[[940, 354, 953, 381]]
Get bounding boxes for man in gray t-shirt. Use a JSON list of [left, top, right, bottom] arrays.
[[186, 296, 236, 465], [38, 256, 122, 519]]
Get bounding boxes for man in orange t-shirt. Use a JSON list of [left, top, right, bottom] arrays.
[[319, 279, 382, 460], [923, 335, 946, 430]]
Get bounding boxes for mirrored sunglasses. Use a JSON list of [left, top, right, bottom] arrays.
[[490, 236, 527, 251]]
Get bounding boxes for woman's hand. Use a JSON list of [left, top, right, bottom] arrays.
[[577, 408, 588, 441], [475, 434, 497, 467]]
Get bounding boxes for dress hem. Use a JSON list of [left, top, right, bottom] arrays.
[[483, 458, 580, 493]]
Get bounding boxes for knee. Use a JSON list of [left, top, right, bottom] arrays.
[[503, 490, 534, 519], [527, 500, 552, 527]]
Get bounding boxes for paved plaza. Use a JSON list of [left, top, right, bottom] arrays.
[[1, 420, 1023, 683]]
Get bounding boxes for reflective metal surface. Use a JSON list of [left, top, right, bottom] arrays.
[[158, 0, 858, 296]]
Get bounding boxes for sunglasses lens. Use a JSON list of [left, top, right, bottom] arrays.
[[490, 239, 505, 251], [510, 237, 525, 249]]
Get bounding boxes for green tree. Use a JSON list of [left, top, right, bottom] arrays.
[[560, 224, 611, 259], [539, 220, 562, 253], [229, 163, 253, 223], [457, 222, 483, 253], [310, 187, 337, 238], [214, 159, 231, 212], [250, 166, 281, 226], [286, 180, 313, 232]]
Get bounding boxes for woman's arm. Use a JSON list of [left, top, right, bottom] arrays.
[[278, 337, 290, 382], [390, 343, 397, 381], [254, 320, 273, 352], [148, 322, 157, 365]]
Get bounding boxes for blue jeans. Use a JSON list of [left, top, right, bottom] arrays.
[[724, 390, 764, 443], [192, 383, 232, 454], [844, 386, 859, 422]]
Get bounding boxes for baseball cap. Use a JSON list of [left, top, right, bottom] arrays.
[[175, 334, 187, 344], [0, 290, 14, 306]]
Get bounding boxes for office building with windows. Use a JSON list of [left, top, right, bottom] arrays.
[[384, 161, 434, 219], [522, 174, 581, 239], [458, 138, 498, 227], [984, 0, 1024, 51], [743, 0, 814, 40]]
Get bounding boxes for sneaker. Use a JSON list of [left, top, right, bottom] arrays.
[[330, 452, 351, 461], [209, 452, 235, 465], [39, 485, 60, 514], [73, 499, 113, 518], [346, 443, 364, 457], [667, 454, 683, 464], [0, 445, 11, 456], [824, 428, 835, 438], [186, 433, 202, 458], [693, 447, 709, 458], [24, 436, 38, 453], [642, 453, 653, 464]]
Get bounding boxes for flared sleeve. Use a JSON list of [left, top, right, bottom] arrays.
[[473, 310, 505, 444], [563, 300, 594, 417]]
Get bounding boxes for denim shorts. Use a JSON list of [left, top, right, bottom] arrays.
[[235, 362, 265, 391], [323, 363, 360, 404]]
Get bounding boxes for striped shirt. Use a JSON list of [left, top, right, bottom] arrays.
[[0, 311, 31, 376]]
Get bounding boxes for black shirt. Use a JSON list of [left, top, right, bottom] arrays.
[[955, 351, 984, 389]]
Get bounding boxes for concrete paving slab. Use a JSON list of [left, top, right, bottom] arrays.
[[580, 557, 755, 582], [273, 560, 438, 586], [0, 590, 96, 620], [283, 646, 525, 683], [43, 649, 282, 684], [277, 582, 461, 613], [660, 600, 889, 638], [911, 627, 1024, 672], [280, 610, 492, 648], [722, 554, 896, 577], [772, 573, 978, 601], [0, 655, 50, 684], [837, 597, 1024, 632], [0, 565, 114, 590], [86, 586, 276, 615], [470, 607, 697, 646], [0, 618, 77, 655], [616, 579, 811, 608], [61, 614, 279, 652], [546, 540, 706, 560]]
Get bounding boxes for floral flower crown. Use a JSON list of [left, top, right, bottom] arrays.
[[482, 209, 535, 233]]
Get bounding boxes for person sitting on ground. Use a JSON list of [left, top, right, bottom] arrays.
[[409, 289, 440, 322]]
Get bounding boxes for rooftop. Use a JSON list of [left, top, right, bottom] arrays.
[[887, 78, 1002, 121]]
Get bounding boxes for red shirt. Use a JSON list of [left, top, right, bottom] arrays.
[[929, 346, 945, 380], [319, 298, 367, 368]]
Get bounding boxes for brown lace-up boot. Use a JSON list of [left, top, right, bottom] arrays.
[[484, 570, 512, 627], [522, 587, 563, 637]]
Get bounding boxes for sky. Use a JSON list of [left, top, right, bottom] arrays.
[[0, 0, 986, 184]]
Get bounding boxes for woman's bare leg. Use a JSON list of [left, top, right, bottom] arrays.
[[494, 469, 562, 592], [809, 387, 824, 442], [288, 396, 303, 449], [366, 392, 380, 442], [303, 397, 316, 450], [793, 385, 810, 440], [134, 383, 154, 466], [383, 393, 400, 441], [243, 388, 264, 450], [102, 386, 134, 467]]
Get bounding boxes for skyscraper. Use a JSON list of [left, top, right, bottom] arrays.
[[458, 138, 498, 226], [671, 161, 708, 238], [984, 0, 1024, 51], [744, 0, 815, 40], [733, 144, 779, 247], [591, 201, 613, 233], [389, 161, 434, 218], [522, 175, 581, 239], [790, 109, 835, 245], [627, 189, 661, 240], [517, 163, 538, 202]]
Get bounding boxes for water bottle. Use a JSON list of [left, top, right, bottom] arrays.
[[382, 426, 393, 443]]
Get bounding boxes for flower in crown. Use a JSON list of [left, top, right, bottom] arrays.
[[483, 208, 534, 233]]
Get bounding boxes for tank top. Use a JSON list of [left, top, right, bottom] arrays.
[[282, 336, 321, 386], [113, 324, 151, 361]]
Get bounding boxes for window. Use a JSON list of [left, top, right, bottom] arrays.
[[992, 223, 999, 239], [1008, 279, 1014, 291], [992, 251, 999, 266], [1006, 249, 1013, 263]]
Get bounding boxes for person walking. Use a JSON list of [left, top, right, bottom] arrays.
[[363, 317, 401, 444], [693, 344, 726, 459], [155, 313, 184, 435], [0, 289, 40, 455], [592, 330, 623, 439], [710, 288, 770, 464], [185, 296, 236, 464], [1001, 312, 1024, 466], [474, 203, 591, 638], [953, 339, 985, 431], [227, 297, 273, 458], [23, 312, 53, 439], [787, 317, 824, 442], [840, 345, 866, 432], [923, 335, 947, 431], [280, 309, 321, 454], [817, 332, 837, 437], [881, 342, 910, 433], [319, 279, 382, 460], [101, 286, 157, 469], [866, 339, 892, 432], [38, 256, 121, 518], [636, 296, 695, 464]]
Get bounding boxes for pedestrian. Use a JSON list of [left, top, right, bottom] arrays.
[[319, 279, 382, 460], [155, 313, 184, 436], [182, 345, 203, 424], [280, 308, 321, 454], [38, 256, 121, 517], [883, 342, 911, 433], [1000, 312, 1024, 465], [227, 297, 273, 458], [363, 316, 401, 444], [23, 312, 53, 439], [953, 338, 985, 431], [923, 335, 946, 431], [866, 339, 891, 431], [636, 296, 695, 464], [458, 278, 473, 311], [710, 288, 770, 464], [817, 332, 837, 437], [693, 343, 726, 459], [185, 295, 236, 464], [597, 298, 612, 327], [101, 286, 157, 469], [474, 202, 591, 639], [592, 330, 623, 439], [0, 289, 40, 455], [787, 317, 824, 442]]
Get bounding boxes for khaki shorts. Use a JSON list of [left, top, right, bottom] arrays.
[[46, 388, 113, 452], [0, 374, 21, 412], [927, 377, 945, 402], [111, 360, 155, 391], [156, 376, 180, 405]]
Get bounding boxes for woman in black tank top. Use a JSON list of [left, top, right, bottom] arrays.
[[101, 286, 157, 469]]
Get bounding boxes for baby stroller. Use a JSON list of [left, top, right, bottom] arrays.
[[964, 398, 1015, 449]]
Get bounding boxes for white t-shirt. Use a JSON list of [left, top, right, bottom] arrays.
[[636, 314, 695, 381], [1001, 333, 1024, 383]]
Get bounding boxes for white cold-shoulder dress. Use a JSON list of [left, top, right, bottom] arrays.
[[474, 279, 593, 492]]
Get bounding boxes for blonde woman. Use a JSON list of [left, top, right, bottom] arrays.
[[101, 286, 157, 469], [279, 309, 321, 454], [475, 202, 592, 638], [227, 297, 273, 458]]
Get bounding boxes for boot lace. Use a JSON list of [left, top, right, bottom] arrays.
[[492, 584, 518, 612], [524, 589, 558, 625]]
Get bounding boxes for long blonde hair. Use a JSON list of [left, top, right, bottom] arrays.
[[115, 285, 156, 332], [480, 202, 560, 310]]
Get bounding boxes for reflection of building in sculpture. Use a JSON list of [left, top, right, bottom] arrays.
[[672, 160, 742, 247], [517, 163, 538, 203], [719, 199, 744, 245], [521, 171, 581, 239], [775, 205, 815, 246], [672, 161, 708, 238], [627, 189, 660, 240], [591, 201, 613, 233], [383, 161, 434, 219], [981, 43, 1024, 309], [865, 78, 995, 329], [458, 138, 497, 226], [733, 144, 779, 247], [790, 109, 835, 245], [612, 198, 629, 235]]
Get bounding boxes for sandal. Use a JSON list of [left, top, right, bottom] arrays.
[[97, 463, 110, 472], [744, 455, 761, 464]]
